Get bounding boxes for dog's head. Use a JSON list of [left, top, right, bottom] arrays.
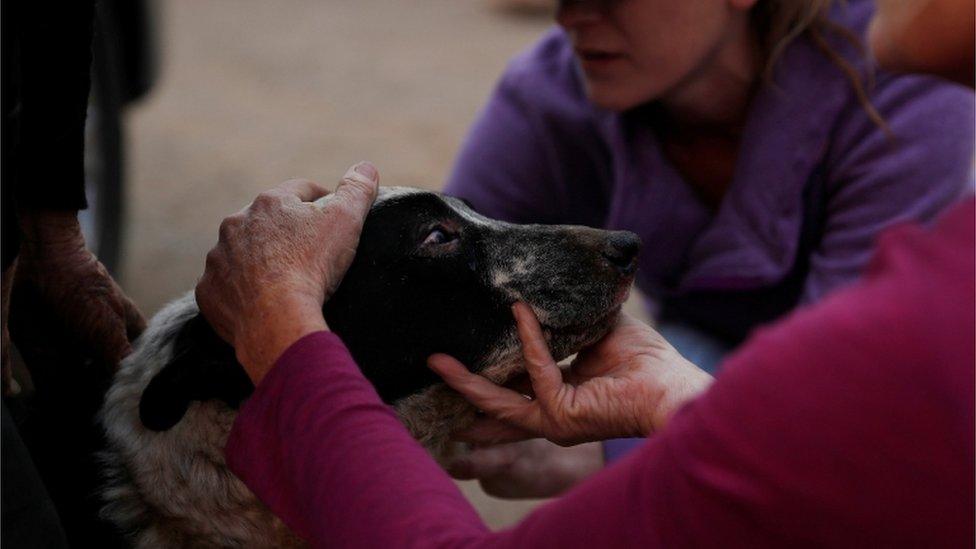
[[324, 187, 639, 402], [139, 188, 639, 430]]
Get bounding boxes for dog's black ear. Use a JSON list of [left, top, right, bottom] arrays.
[[139, 315, 254, 431]]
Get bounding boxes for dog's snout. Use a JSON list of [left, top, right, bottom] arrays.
[[602, 231, 641, 274]]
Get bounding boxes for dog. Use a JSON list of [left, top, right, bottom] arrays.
[[99, 186, 640, 547]]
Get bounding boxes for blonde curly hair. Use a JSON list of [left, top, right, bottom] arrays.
[[755, 0, 887, 130]]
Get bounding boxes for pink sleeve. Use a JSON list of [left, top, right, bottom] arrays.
[[225, 203, 973, 548]]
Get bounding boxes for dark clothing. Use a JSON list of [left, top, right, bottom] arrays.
[[2, 2, 98, 547], [2, 0, 93, 270], [1, 402, 68, 548]]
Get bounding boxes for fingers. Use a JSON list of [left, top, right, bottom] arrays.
[[511, 302, 564, 404], [445, 444, 520, 480], [272, 178, 331, 203], [326, 162, 380, 218], [428, 353, 542, 432], [106, 276, 147, 344], [453, 417, 536, 445], [122, 295, 147, 344], [83, 298, 133, 368]]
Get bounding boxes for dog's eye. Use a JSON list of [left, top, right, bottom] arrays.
[[422, 227, 457, 247]]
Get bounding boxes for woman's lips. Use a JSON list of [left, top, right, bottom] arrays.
[[575, 49, 626, 72]]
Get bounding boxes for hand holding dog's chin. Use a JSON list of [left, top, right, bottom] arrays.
[[195, 164, 379, 385], [430, 305, 714, 446]]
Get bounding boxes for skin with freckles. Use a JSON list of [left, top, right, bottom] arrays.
[[2, 209, 146, 395], [195, 164, 379, 383]]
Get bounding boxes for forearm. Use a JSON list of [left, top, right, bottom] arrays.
[[225, 332, 490, 547], [225, 330, 743, 548]]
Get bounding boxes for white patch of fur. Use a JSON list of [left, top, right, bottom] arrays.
[[100, 294, 302, 547], [491, 270, 512, 288], [511, 256, 534, 276], [99, 292, 512, 547]]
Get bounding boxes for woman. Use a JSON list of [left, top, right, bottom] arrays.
[[196, 0, 974, 544], [442, 0, 974, 489]]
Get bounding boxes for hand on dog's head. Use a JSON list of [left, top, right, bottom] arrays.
[[139, 188, 640, 431]]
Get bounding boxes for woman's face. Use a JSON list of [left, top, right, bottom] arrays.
[[555, 0, 745, 111]]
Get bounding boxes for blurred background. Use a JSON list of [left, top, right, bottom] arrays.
[[107, 0, 559, 529]]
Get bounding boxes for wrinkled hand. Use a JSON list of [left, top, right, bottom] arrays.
[[195, 162, 379, 383], [448, 439, 603, 499], [7, 210, 146, 394], [429, 303, 713, 446]]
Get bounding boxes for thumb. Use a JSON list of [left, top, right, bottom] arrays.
[[321, 162, 380, 220]]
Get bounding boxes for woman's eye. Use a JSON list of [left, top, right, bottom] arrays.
[[422, 228, 456, 246]]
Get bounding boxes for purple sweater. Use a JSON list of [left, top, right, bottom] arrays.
[[444, 2, 974, 341], [225, 200, 975, 547]]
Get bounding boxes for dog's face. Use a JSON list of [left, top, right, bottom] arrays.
[[139, 187, 639, 431], [324, 188, 640, 403]]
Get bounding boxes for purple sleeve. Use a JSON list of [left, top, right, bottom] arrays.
[[802, 76, 974, 302], [442, 75, 564, 225]]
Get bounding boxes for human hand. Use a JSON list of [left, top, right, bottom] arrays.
[[11, 209, 145, 388], [195, 162, 379, 383], [447, 439, 603, 499], [429, 303, 713, 446]]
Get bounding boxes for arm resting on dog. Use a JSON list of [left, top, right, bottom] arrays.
[[224, 200, 974, 548]]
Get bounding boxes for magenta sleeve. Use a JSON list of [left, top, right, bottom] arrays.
[[224, 331, 489, 547], [225, 202, 973, 549]]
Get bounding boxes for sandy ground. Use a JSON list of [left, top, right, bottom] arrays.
[[118, 0, 559, 529]]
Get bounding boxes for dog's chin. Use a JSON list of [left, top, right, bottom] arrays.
[[542, 279, 633, 359], [544, 302, 623, 362]]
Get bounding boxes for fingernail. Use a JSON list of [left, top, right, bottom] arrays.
[[353, 161, 378, 182]]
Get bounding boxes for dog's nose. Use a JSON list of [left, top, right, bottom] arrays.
[[602, 231, 641, 274]]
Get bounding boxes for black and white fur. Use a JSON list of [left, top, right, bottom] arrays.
[[99, 187, 640, 547]]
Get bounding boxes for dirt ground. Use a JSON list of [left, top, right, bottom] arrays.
[[119, 0, 557, 529]]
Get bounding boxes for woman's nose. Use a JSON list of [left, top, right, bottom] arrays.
[[555, 0, 603, 29]]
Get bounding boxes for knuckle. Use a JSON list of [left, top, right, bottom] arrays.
[[338, 177, 376, 204], [285, 177, 314, 187], [217, 215, 242, 240], [253, 191, 281, 209]]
